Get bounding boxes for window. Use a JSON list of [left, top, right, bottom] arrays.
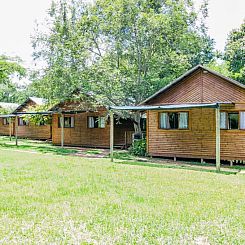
[[88, 116, 106, 128], [220, 112, 239, 130], [18, 118, 29, 126], [159, 112, 188, 129], [3, 118, 9, 125], [58, 116, 75, 128]]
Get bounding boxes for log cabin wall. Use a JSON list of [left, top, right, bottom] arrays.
[[16, 124, 51, 140], [0, 118, 13, 136], [145, 67, 245, 161], [52, 110, 134, 147], [148, 104, 245, 160], [14, 99, 51, 140]]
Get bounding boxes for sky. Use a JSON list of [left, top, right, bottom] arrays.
[[0, 0, 244, 69]]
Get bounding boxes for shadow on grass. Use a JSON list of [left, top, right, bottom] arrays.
[[0, 142, 78, 155], [116, 161, 238, 175]]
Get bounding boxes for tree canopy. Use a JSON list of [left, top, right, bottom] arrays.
[[224, 19, 245, 83], [31, 0, 215, 107], [0, 55, 26, 103]]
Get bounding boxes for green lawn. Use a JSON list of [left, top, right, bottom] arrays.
[[0, 148, 245, 243]]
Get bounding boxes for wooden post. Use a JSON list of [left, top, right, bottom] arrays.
[[215, 107, 221, 171], [9, 117, 12, 141], [110, 110, 114, 162], [61, 114, 64, 148], [15, 116, 18, 146]]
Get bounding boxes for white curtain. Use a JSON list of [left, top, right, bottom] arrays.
[[88, 117, 94, 128], [160, 113, 168, 129], [220, 112, 227, 129], [240, 112, 245, 129], [179, 112, 188, 129], [71, 117, 75, 127], [99, 117, 105, 128]]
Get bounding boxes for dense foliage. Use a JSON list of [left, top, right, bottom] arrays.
[[129, 139, 147, 156], [0, 55, 26, 103], [32, 0, 215, 106], [224, 20, 245, 83]]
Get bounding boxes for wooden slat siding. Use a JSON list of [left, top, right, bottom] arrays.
[[0, 118, 14, 136], [145, 70, 245, 105], [16, 124, 51, 139], [14, 99, 51, 140], [147, 105, 245, 160], [52, 112, 134, 147]]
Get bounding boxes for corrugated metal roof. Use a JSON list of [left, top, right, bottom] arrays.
[[140, 65, 245, 105], [29, 97, 47, 105], [0, 102, 19, 111], [110, 103, 231, 111]]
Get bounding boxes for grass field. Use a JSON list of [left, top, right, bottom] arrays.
[[0, 146, 245, 244]]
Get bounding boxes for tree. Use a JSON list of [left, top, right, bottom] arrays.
[[32, 0, 215, 130], [0, 55, 26, 103], [224, 20, 245, 83]]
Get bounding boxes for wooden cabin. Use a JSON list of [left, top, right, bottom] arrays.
[[141, 65, 245, 162], [51, 99, 134, 148], [0, 102, 19, 136], [12, 97, 52, 140]]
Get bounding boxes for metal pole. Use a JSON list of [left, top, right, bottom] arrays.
[[110, 110, 114, 162]]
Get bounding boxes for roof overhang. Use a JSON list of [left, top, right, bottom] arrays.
[[109, 103, 233, 111]]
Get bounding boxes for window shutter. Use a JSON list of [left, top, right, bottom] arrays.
[[179, 112, 188, 129], [240, 112, 245, 129], [159, 113, 168, 129]]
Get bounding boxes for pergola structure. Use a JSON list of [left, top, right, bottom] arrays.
[[109, 103, 225, 172]]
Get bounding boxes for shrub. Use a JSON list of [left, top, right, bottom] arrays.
[[129, 139, 147, 156]]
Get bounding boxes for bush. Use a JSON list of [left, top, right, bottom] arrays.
[[129, 139, 147, 157]]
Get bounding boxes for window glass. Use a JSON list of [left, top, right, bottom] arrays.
[[228, 113, 239, 129], [179, 112, 188, 129], [58, 116, 74, 128], [159, 112, 188, 129], [168, 112, 178, 129], [220, 112, 227, 129], [240, 112, 245, 129], [18, 118, 28, 126], [159, 113, 168, 129], [88, 116, 105, 128], [3, 118, 9, 125]]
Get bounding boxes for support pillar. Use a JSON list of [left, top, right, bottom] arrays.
[[215, 107, 221, 172], [110, 110, 114, 162], [61, 114, 64, 148], [15, 116, 18, 146]]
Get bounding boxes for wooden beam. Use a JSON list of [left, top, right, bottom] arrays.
[[9, 117, 12, 141], [61, 114, 64, 148], [15, 116, 18, 146], [215, 107, 221, 171], [110, 110, 114, 162]]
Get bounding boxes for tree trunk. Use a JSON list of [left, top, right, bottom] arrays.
[[133, 111, 142, 133]]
